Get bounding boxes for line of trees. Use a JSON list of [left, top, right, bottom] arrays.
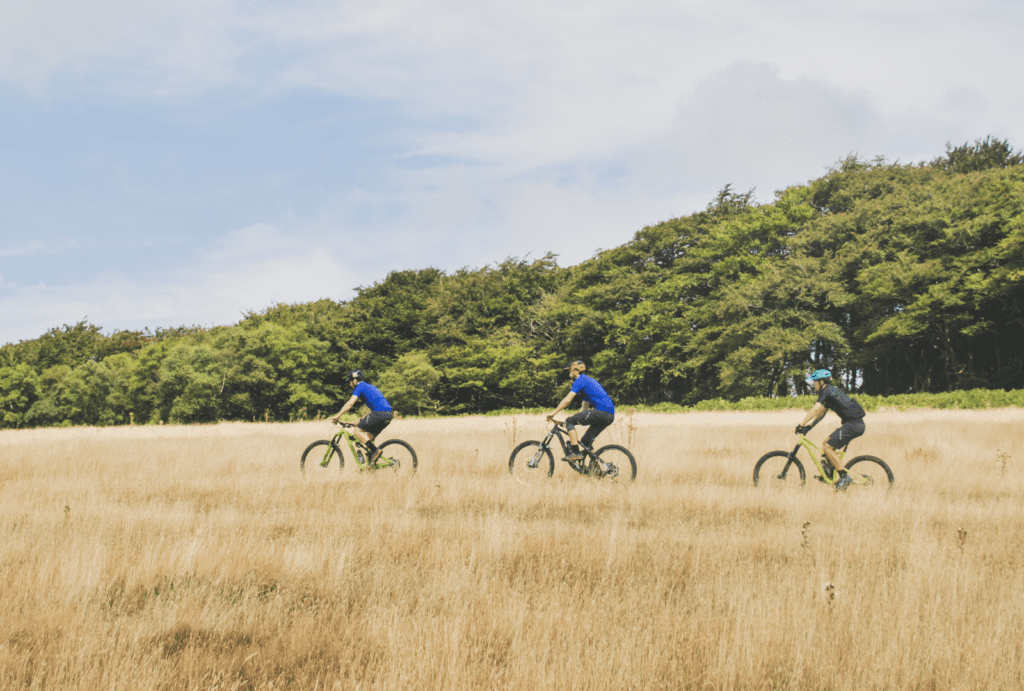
[[2, 137, 1022, 428]]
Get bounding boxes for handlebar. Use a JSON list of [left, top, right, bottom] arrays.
[[796, 418, 822, 435]]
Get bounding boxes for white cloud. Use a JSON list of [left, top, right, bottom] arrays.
[[0, 226, 355, 342], [0, 1, 240, 97], [3, 0, 1023, 339]]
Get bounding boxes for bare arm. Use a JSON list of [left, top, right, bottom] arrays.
[[798, 402, 826, 428], [547, 391, 577, 419], [330, 395, 360, 423]]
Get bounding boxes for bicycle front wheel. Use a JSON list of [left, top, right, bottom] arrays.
[[376, 439, 417, 474], [753, 451, 805, 487], [301, 440, 344, 474], [844, 455, 894, 491], [509, 440, 554, 484], [593, 444, 637, 485]]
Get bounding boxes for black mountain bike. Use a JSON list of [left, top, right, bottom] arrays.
[[508, 420, 636, 486]]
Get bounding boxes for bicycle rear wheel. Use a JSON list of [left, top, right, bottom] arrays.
[[753, 451, 805, 487], [593, 444, 637, 486], [509, 440, 554, 484], [843, 455, 894, 491], [301, 440, 344, 474], [375, 439, 417, 474]]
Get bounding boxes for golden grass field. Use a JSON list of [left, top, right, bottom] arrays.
[[2, 409, 1023, 690]]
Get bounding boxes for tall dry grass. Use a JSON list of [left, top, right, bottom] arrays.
[[1, 409, 1022, 690]]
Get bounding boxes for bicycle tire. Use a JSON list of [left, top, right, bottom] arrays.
[[508, 440, 555, 484], [301, 440, 345, 474], [843, 455, 894, 490], [376, 439, 417, 474], [753, 451, 806, 487], [593, 444, 637, 485]]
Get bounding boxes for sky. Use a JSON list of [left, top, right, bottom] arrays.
[[1, 0, 1022, 343]]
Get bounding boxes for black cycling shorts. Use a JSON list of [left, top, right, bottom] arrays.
[[826, 418, 865, 450], [564, 409, 615, 447], [357, 411, 393, 437]]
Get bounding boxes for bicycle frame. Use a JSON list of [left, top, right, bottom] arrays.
[[538, 421, 609, 475], [794, 435, 846, 485], [790, 420, 870, 487], [321, 423, 396, 470]]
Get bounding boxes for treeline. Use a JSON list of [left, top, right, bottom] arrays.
[[2, 137, 1023, 428]]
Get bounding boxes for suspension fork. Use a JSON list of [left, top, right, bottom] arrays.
[[539, 430, 558, 455], [775, 446, 800, 480]]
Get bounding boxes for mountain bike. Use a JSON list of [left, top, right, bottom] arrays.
[[752, 419, 893, 490], [300, 422, 417, 474], [508, 420, 637, 486]]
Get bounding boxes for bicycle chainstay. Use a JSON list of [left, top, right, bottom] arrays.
[[565, 448, 615, 478]]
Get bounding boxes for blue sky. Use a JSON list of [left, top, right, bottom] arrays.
[[2, 0, 1022, 343]]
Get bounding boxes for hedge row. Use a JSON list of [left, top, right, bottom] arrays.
[[482, 389, 1024, 418]]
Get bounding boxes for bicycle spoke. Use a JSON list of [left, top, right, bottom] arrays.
[[753, 451, 805, 488], [375, 440, 417, 474], [843, 455, 894, 492], [592, 445, 637, 486], [300, 440, 344, 474], [509, 440, 554, 484]]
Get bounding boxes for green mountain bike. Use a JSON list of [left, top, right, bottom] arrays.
[[300, 422, 417, 474], [508, 420, 637, 486], [753, 419, 893, 490]]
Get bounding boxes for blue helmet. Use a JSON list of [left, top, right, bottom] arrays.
[[807, 369, 831, 383]]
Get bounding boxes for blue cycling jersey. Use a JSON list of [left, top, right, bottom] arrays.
[[353, 382, 393, 412], [570, 374, 615, 414]]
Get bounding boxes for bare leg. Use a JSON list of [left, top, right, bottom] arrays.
[[823, 443, 844, 480], [352, 428, 375, 445]]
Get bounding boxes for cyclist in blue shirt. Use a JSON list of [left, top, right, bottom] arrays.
[[796, 369, 866, 490], [330, 370, 393, 464], [547, 360, 615, 462]]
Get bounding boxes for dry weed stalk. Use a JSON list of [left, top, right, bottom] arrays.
[[503, 416, 519, 449], [995, 450, 1009, 473]]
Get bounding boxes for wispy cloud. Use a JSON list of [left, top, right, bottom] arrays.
[[0, 227, 354, 342], [2, 0, 1021, 340]]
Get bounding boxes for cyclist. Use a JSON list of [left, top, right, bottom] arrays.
[[546, 360, 615, 462], [796, 369, 866, 490], [329, 370, 393, 464]]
